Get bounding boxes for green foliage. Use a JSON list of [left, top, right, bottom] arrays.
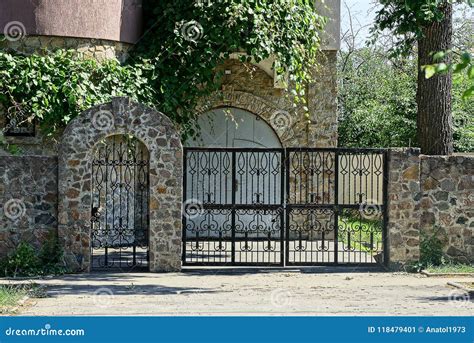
[[135, 0, 326, 135], [0, 242, 39, 277], [338, 46, 473, 152], [371, 0, 470, 57], [423, 51, 473, 99], [338, 48, 418, 148], [37, 230, 63, 269], [426, 262, 474, 273], [337, 215, 383, 254], [0, 0, 326, 139], [0, 232, 67, 277], [453, 73, 474, 151], [419, 227, 445, 267], [0, 283, 45, 313], [0, 50, 156, 136]]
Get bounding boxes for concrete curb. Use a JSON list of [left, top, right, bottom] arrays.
[[447, 281, 474, 293], [421, 270, 474, 278]]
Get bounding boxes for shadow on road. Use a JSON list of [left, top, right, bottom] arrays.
[[44, 283, 222, 297]]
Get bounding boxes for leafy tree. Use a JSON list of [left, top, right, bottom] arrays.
[[338, 48, 418, 148], [373, 0, 463, 155], [338, 2, 472, 152]]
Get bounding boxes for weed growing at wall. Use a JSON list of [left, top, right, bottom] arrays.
[[0, 231, 67, 277]]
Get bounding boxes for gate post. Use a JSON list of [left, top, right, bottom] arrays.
[[386, 148, 421, 270]]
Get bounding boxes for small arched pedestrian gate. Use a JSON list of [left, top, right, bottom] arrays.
[[90, 135, 150, 270], [182, 148, 389, 267], [58, 98, 182, 273]]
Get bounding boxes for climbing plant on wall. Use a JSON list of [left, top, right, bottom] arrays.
[[0, 0, 326, 139]]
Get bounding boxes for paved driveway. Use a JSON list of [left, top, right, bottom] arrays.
[[3, 269, 473, 316]]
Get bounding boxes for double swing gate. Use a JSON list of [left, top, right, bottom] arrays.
[[183, 147, 388, 267]]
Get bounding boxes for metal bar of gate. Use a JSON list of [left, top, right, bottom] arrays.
[[334, 150, 339, 264], [383, 150, 389, 266], [181, 148, 188, 265], [285, 150, 290, 267], [231, 150, 236, 264]]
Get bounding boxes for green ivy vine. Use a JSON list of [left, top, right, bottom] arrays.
[[0, 0, 326, 139]]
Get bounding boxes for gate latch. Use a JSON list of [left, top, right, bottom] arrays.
[[91, 206, 104, 219]]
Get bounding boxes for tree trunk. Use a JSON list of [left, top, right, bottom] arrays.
[[417, 2, 453, 155]]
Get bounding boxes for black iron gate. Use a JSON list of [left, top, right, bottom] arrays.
[[285, 148, 388, 266], [90, 135, 150, 270], [183, 147, 388, 267], [183, 148, 284, 265]]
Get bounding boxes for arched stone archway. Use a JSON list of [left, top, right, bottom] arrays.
[[185, 107, 283, 148], [195, 90, 298, 147], [58, 97, 182, 272]]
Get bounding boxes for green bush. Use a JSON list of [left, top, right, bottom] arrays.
[[37, 231, 63, 267], [0, 242, 40, 277], [0, 231, 67, 277]]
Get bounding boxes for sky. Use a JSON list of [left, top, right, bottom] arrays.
[[341, 0, 379, 48], [340, 0, 474, 49]]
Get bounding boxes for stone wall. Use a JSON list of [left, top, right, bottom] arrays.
[[386, 149, 473, 268], [1, 36, 132, 62], [420, 154, 473, 263], [0, 156, 57, 257], [307, 51, 339, 147]]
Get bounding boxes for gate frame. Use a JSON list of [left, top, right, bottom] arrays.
[[285, 147, 389, 267], [182, 147, 286, 266], [182, 147, 389, 267], [90, 134, 151, 271]]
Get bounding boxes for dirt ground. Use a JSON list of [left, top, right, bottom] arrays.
[[2, 268, 473, 316]]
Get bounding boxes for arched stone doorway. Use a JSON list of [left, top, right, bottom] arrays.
[[194, 91, 297, 148], [185, 107, 282, 149], [58, 97, 182, 272]]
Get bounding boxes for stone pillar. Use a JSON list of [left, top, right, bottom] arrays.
[[307, 51, 338, 147], [386, 148, 421, 269]]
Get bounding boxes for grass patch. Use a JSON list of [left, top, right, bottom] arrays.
[[338, 216, 382, 253], [0, 283, 45, 314], [425, 263, 474, 274]]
